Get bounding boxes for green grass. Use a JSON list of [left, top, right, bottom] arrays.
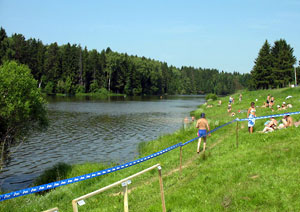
[[1, 87, 300, 211]]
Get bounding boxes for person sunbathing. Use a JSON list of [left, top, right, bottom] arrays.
[[269, 96, 275, 108], [284, 115, 293, 127], [278, 115, 293, 129], [281, 102, 287, 110], [277, 105, 281, 111], [227, 104, 232, 113], [262, 117, 278, 133], [262, 102, 269, 108], [294, 120, 300, 127]]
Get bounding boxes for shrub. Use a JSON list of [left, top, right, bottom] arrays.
[[44, 81, 54, 94], [56, 80, 65, 93], [98, 87, 109, 96], [90, 80, 100, 93], [205, 93, 218, 101], [76, 84, 85, 94]]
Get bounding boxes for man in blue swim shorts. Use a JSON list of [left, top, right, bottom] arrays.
[[196, 113, 211, 153]]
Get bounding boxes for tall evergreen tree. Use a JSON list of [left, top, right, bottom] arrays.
[[251, 40, 272, 89], [271, 39, 296, 88], [0, 27, 7, 64], [43, 42, 61, 88]]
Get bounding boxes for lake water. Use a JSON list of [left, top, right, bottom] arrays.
[[0, 95, 205, 192]]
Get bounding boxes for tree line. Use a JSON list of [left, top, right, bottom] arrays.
[[250, 39, 299, 89], [0, 27, 250, 96]]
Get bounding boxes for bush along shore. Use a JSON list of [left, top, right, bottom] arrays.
[[1, 87, 300, 211]]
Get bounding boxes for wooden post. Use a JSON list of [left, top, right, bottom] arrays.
[[72, 200, 78, 212], [236, 121, 239, 148], [179, 146, 183, 174], [42, 208, 59, 212], [158, 166, 166, 212], [123, 183, 129, 212]]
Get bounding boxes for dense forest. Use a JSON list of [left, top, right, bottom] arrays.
[[0, 27, 250, 95], [251, 39, 299, 89]]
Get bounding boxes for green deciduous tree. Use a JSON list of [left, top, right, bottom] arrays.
[[0, 61, 48, 168]]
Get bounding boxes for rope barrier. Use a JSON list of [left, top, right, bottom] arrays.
[[0, 143, 181, 201], [238, 111, 300, 122], [1, 110, 299, 202]]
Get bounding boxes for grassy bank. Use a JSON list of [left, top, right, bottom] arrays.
[[1, 87, 300, 211]]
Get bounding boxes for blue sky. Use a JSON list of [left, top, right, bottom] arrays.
[[0, 0, 299, 73]]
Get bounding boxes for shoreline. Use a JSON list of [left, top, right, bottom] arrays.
[[0, 95, 204, 193], [1, 87, 300, 211]]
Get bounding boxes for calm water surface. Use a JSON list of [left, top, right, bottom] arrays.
[[0, 95, 205, 191]]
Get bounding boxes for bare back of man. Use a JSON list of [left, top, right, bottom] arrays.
[[196, 118, 209, 130]]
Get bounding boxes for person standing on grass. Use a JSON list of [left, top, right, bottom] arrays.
[[196, 113, 210, 153], [247, 102, 256, 133], [229, 96, 233, 104]]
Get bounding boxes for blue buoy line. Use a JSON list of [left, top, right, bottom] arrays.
[[1, 110, 299, 201]]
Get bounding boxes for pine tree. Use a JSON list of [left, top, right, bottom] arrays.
[[251, 40, 272, 89], [43, 42, 61, 89], [0, 27, 7, 64], [271, 39, 296, 88]]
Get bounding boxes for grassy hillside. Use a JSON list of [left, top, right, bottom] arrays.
[[1, 87, 300, 211]]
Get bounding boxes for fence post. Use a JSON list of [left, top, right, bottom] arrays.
[[157, 166, 166, 212], [236, 121, 239, 148], [42, 208, 59, 212], [72, 200, 78, 212], [179, 145, 183, 175], [122, 180, 131, 212]]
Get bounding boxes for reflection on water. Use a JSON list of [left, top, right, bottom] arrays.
[[0, 95, 204, 191]]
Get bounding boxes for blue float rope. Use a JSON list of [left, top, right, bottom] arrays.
[[0, 142, 181, 201], [238, 111, 300, 122], [1, 110, 299, 201]]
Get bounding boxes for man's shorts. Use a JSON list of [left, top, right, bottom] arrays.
[[197, 129, 207, 137]]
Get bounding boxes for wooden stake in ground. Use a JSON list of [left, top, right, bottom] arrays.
[[122, 180, 131, 212], [158, 166, 166, 212], [42, 208, 58, 212], [236, 121, 239, 148], [179, 146, 183, 174]]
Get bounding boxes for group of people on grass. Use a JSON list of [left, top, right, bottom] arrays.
[[226, 94, 243, 116], [262, 115, 293, 133], [195, 93, 298, 154], [262, 94, 293, 111], [247, 95, 296, 134]]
